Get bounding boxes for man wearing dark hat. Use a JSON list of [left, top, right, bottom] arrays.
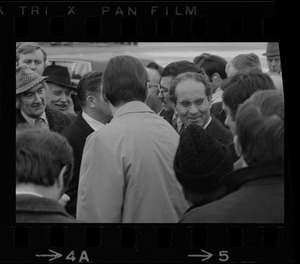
[[262, 42, 281, 75], [16, 65, 71, 133], [174, 124, 234, 222], [43, 65, 77, 122]]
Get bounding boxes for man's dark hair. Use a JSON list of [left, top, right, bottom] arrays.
[[161, 60, 200, 78], [102, 55, 148, 107], [236, 90, 284, 166], [146, 61, 164, 75], [222, 70, 276, 121], [76, 71, 103, 108], [200, 55, 227, 81], [16, 127, 74, 189]]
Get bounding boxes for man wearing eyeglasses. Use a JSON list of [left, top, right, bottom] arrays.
[[158, 61, 200, 131], [169, 72, 233, 145]]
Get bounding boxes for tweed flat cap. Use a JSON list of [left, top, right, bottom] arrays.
[[16, 65, 48, 95]]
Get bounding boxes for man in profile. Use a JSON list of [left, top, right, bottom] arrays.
[[145, 61, 164, 114], [61, 71, 112, 217]]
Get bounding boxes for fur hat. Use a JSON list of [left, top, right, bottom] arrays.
[[174, 124, 233, 193], [262, 42, 280, 57], [16, 65, 48, 95]]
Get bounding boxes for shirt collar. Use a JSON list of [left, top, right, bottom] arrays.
[[203, 115, 212, 129], [21, 111, 48, 127], [82, 111, 105, 131]]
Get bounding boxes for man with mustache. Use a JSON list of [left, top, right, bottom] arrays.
[[16, 65, 71, 133], [42, 65, 77, 122]]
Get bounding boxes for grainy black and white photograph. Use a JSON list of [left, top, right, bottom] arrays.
[[15, 42, 284, 224]]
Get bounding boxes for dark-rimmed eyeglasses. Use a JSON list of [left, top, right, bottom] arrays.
[[176, 96, 209, 110]]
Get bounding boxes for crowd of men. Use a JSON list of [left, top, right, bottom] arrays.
[[16, 42, 285, 223]]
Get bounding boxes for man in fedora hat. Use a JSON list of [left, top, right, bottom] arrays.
[[43, 65, 77, 122], [16, 65, 71, 133], [262, 42, 281, 75]]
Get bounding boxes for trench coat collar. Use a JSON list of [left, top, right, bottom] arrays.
[[112, 101, 155, 120]]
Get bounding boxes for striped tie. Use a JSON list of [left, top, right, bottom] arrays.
[[35, 118, 47, 129]]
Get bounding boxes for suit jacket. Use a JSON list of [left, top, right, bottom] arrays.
[[159, 108, 174, 126], [61, 112, 94, 217], [205, 114, 233, 145], [179, 115, 233, 145], [211, 101, 226, 127], [16, 194, 81, 223], [16, 106, 71, 133]]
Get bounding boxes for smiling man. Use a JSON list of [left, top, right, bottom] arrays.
[[43, 65, 77, 122], [16, 65, 71, 133], [169, 72, 233, 145]]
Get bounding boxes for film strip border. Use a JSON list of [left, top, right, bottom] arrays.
[[0, 225, 293, 262], [1, 1, 279, 40], [1, 1, 292, 263]]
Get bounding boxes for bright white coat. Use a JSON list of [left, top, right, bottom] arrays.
[[76, 101, 189, 223]]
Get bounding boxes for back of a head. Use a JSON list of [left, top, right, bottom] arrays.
[[102, 55, 148, 106], [16, 127, 74, 189], [161, 60, 200, 78], [222, 70, 276, 121], [16, 42, 47, 63], [236, 90, 284, 167], [200, 55, 227, 80], [231, 53, 262, 72], [76, 71, 103, 108]]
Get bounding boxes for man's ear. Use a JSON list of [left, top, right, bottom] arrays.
[[86, 95, 96, 108], [212, 72, 221, 82], [233, 135, 242, 157], [171, 101, 178, 114], [56, 165, 67, 190]]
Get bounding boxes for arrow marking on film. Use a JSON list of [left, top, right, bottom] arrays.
[[188, 249, 213, 261], [36, 249, 63, 261]]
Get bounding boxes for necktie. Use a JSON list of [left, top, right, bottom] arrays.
[[35, 118, 47, 129], [172, 117, 178, 131]]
